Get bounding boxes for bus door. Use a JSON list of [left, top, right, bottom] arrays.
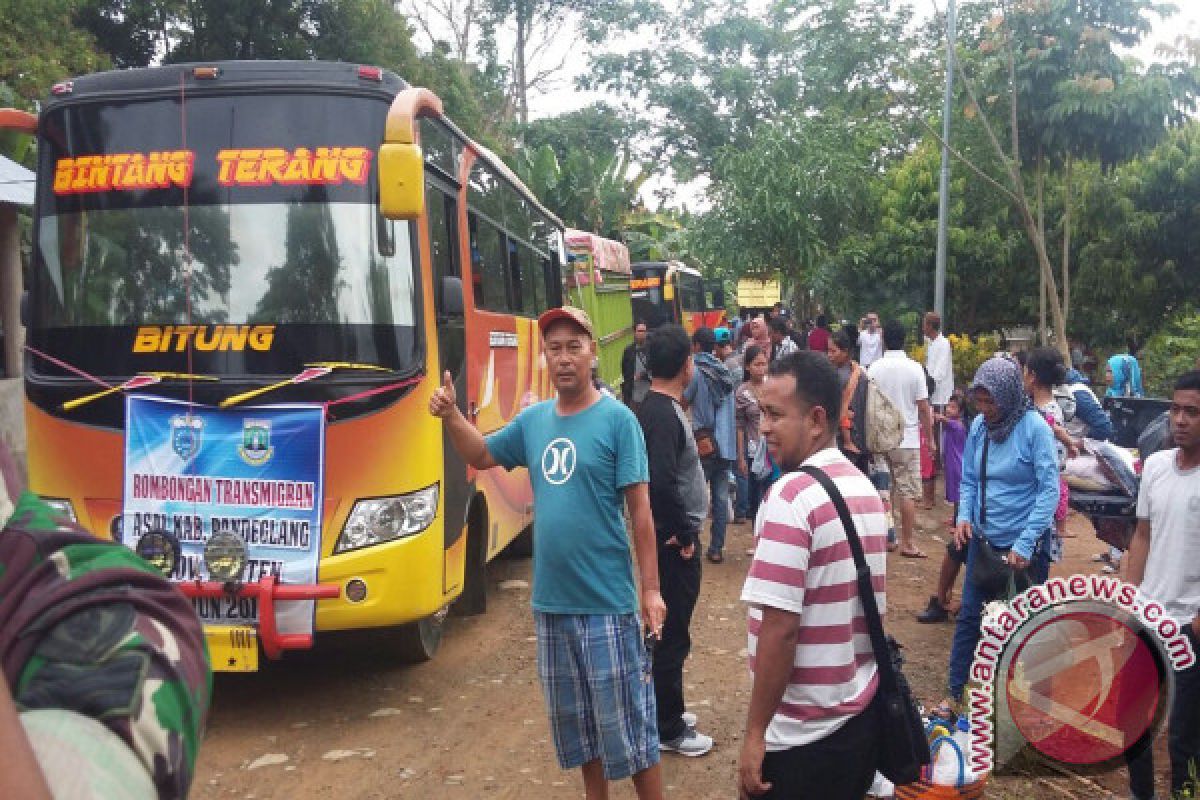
[[420, 118, 470, 587]]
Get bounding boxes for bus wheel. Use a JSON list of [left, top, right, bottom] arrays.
[[395, 607, 447, 663], [453, 506, 487, 617], [503, 525, 533, 559]]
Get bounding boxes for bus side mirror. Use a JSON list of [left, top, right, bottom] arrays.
[[378, 142, 425, 221], [19, 290, 29, 328], [440, 276, 464, 316]]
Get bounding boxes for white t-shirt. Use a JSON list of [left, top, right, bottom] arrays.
[[1136, 449, 1200, 625], [925, 334, 954, 406], [858, 329, 883, 367], [867, 351, 928, 449]]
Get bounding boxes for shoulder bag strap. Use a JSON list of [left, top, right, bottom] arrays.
[[798, 465, 896, 692], [979, 435, 990, 530]]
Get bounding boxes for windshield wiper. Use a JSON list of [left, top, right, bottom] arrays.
[[219, 362, 394, 409], [62, 372, 220, 411]]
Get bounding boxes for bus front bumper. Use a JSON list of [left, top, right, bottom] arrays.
[[179, 576, 340, 671]]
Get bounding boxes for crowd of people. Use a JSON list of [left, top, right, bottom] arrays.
[[454, 301, 1200, 800], [1, 297, 1194, 800]]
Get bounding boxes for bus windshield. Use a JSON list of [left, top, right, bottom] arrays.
[[30, 90, 422, 379]]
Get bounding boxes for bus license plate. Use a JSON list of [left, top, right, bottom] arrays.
[[206, 626, 259, 672]]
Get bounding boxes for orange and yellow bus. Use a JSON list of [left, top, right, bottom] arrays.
[[4, 61, 564, 669], [630, 260, 725, 334]]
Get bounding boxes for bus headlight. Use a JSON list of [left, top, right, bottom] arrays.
[[204, 531, 248, 583], [335, 484, 439, 553], [41, 497, 78, 523]]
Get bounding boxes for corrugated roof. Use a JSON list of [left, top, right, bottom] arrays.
[[0, 155, 34, 206]]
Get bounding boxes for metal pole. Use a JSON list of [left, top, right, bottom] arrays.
[[934, 0, 956, 321]]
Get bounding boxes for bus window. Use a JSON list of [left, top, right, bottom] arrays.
[[419, 118, 459, 180], [468, 165, 500, 223], [468, 212, 509, 312], [505, 236, 524, 313], [543, 255, 561, 310], [516, 242, 546, 316], [426, 184, 459, 311]]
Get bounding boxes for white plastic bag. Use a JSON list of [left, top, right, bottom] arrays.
[[929, 736, 968, 787]]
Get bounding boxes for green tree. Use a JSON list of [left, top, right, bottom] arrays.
[[585, 0, 932, 181], [512, 103, 650, 237], [1072, 121, 1200, 343], [0, 0, 109, 106], [938, 0, 1199, 353], [691, 113, 890, 317]]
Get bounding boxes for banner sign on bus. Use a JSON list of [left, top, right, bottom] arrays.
[[122, 395, 325, 637]]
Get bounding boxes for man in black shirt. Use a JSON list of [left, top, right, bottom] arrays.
[[637, 324, 714, 758], [622, 320, 651, 411]]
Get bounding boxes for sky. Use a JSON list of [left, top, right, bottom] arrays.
[[491, 1, 1200, 207]]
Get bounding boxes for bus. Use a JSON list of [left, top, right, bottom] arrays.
[[564, 229, 632, 390], [630, 260, 725, 333], [4, 61, 565, 670]]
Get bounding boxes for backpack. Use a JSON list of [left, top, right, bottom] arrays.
[[865, 377, 905, 454], [1052, 385, 1077, 422]]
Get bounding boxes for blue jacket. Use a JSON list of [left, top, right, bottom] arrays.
[[684, 352, 737, 461], [956, 412, 1060, 560], [1064, 369, 1114, 441]]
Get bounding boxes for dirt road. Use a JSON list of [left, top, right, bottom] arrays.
[[192, 505, 1164, 799]]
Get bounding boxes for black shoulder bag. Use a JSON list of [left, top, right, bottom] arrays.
[[798, 466, 930, 786], [970, 436, 1032, 596]]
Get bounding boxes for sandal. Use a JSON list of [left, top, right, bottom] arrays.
[[899, 548, 928, 559]]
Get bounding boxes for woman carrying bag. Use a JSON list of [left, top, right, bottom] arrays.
[[943, 356, 1061, 707]]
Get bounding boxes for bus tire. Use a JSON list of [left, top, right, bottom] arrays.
[[453, 502, 488, 617], [394, 610, 446, 663], [503, 524, 533, 559]]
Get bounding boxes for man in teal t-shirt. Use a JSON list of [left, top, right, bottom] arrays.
[[429, 306, 666, 800]]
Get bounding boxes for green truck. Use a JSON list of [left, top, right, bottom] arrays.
[[564, 230, 633, 392]]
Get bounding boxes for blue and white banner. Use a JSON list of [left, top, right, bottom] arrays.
[[122, 395, 325, 636]]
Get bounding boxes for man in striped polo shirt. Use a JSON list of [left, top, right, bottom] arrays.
[[738, 351, 889, 800]]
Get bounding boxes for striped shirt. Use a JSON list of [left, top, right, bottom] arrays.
[[742, 447, 888, 749]]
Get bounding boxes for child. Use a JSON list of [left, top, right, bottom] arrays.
[[917, 391, 968, 625], [938, 394, 967, 524]]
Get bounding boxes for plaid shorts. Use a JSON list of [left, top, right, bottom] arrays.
[[534, 612, 660, 779]]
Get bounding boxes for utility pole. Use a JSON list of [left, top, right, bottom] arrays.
[[934, 0, 956, 321]]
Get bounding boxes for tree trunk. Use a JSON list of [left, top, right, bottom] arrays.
[[514, 0, 529, 126], [1015, 203, 1070, 362], [1061, 155, 1072, 328], [1036, 154, 1046, 345]]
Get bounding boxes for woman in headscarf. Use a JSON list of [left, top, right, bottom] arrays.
[[1105, 350, 1145, 398], [942, 355, 1060, 708]]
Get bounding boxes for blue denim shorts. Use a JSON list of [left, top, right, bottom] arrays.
[[534, 612, 660, 779]]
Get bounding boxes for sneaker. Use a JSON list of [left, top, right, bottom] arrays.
[[916, 596, 949, 624], [660, 726, 714, 757], [681, 711, 697, 728]]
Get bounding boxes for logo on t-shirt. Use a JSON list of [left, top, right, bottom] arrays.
[[541, 438, 577, 485]]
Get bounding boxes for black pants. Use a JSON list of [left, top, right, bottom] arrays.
[[1128, 626, 1200, 799], [653, 544, 701, 741], [758, 693, 880, 799]]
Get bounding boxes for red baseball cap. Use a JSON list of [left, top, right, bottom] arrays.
[[537, 306, 595, 339]]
